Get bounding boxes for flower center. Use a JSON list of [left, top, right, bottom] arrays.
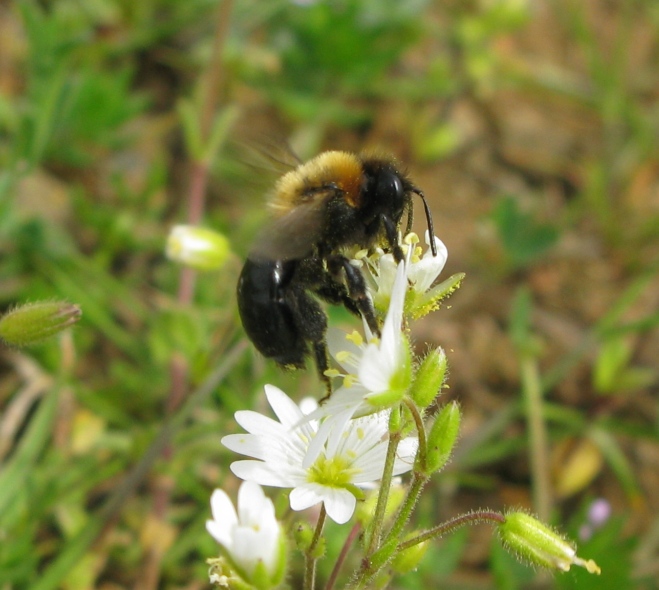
[[307, 454, 359, 488]]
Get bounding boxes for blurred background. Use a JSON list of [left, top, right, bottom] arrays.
[[1, 0, 658, 588]]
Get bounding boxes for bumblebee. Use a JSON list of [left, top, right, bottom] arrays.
[[236, 150, 436, 394]]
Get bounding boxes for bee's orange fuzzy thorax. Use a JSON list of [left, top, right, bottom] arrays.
[[269, 151, 363, 215]]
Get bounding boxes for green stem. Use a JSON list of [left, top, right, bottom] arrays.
[[304, 505, 327, 590], [383, 472, 429, 544], [403, 397, 427, 470], [521, 355, 551, 522], [365, 428, 402, 556], [380, 399, 429, 545], [397, 510, 506, 552]]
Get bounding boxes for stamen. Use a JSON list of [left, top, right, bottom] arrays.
[[335, 350, 351, 363], [346, 330, 364, 346], [404, 232, 420, 245]]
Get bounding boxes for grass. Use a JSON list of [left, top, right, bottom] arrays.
[[1, 0, 658, 588]]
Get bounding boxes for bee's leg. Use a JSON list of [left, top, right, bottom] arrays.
[[327, 255, 381, 338], [313, 340, 333, 401], [289, 286, 332, 397], [382, 215, 404, 262], [404, 198, 414, 237]]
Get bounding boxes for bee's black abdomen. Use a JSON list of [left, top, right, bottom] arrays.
[[237, 258, 326, 369]]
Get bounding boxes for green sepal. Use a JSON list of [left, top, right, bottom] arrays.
[[409, 272, 465, 320]]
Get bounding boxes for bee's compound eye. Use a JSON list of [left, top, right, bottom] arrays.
[[377, 171, 405, 215]]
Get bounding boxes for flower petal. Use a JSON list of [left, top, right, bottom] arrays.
[[231, 459, 304, 487], [237, 480, 272, 525], [289, 483, 324, 511], [206, 488, 237, 548], [222, 433, 271, 461], [321, 487, 357, 524], [265, 384, 308, 428]]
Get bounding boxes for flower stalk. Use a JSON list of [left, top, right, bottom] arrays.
[[304, 506, 327, 590]]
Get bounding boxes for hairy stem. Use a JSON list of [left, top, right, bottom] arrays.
[[398, 510, 506, 552], [305, 505, 327, 590]]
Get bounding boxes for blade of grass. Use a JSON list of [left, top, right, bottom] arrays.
[[31, 340, 245, 590]]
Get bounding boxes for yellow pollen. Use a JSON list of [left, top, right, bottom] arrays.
[[336, 350, 350, 363], [346, 331, 364, 346], [404, 232, 420, 245]]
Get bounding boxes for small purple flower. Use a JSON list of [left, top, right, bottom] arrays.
[[579, 498, 611, 541]]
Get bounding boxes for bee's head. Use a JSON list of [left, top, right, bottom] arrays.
[[361, 156, 437, 257]]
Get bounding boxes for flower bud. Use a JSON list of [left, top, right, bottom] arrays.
[[357, 483, 406, 528], [422, 401, 461, 474], [0, 301, 81, 347], [498, 512, 601, 574], [391, 535, 429, 574], [411, 347, 448, 408], [166, 224, 230, 271], [293, 520, 315, 553]]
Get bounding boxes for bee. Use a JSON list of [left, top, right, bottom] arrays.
[[236, 150, 436, 395]]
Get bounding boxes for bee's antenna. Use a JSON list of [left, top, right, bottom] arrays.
[[413, 189, 437, 257]]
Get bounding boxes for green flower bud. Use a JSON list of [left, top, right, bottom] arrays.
[[0, 301, 81, 347], [411, 347, 448, 408], [422, 401, 461, 474], [357, 484, 406, 527], [166, 224, 230, 271], [498, 512, 601, 574], [391, 535, 429, 574], [293, 521, 315, 553]]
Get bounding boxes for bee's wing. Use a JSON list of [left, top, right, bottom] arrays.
[[249, 200, 326, 262], [233, 135, 302, 178], [253, 136, 303, 171]]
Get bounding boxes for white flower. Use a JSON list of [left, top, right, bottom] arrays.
[[358, 232, 452, 319], [222, 385, 417, 525], [360, 232, 447, 308], [206, 481, 282, 583], [405, 232, 448, 293]]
